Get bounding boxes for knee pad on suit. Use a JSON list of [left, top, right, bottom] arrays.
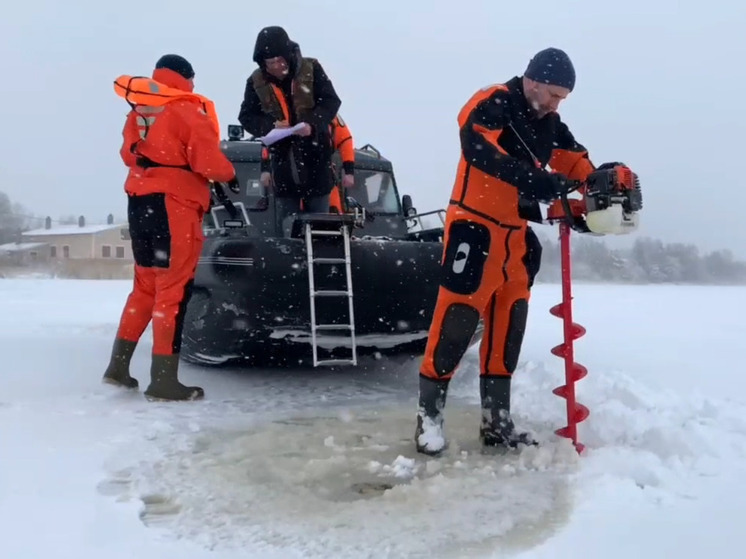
[[433, 303, 481, 376], [503, 298, 528, 373]]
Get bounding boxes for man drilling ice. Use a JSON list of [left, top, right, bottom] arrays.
[[415, 47, 622, 455]]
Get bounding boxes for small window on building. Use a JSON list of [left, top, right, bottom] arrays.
[[120, 228, 131, 241], [115, 246, 125, 258], [63, 246, 70, 258], [29, 251, 38, 261], [102, 245, 111, 258], [50, 246, 57, 258]]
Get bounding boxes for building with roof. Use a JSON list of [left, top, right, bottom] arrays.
[[20, 215, 133, 262], [0, 241, 50, 266]]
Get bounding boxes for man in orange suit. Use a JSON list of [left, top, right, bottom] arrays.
[[103, 54, 239, 401], [416, 48, 598, 454]]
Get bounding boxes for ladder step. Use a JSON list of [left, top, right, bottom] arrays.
[[313, 290, 351, 297], [310, 230, 343, 236], [312, 257, 348, 264], [314, 324, 354, 331], [312, 337, 355, 346], [316, 359, 357, 366]]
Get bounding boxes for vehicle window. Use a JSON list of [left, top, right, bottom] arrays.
[[204, 161, 265, 231], [233, 162, 264, 199], [348, 170, 400, 215]]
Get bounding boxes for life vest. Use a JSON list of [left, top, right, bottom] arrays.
[[113, 75, 221, 138], [249, 58, 316, 122]]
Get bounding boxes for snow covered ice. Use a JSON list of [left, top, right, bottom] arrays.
[[2, 278, 746, 558]]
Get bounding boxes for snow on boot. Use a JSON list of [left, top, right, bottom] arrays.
[[479, 376, 537, 449], [415, 413, 446, 456], [102, 338, 139, 389], [144, 354, 204, 402], [415, 375, 449, 456]]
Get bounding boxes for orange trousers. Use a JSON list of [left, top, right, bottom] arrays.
[[420, 205, 541, 380], [115, 193, 203, 355]]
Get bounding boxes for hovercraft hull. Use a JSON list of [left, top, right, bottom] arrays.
[[180, 234, 446, 367]]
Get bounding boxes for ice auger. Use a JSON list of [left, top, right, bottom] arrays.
[[546, 163, 643, 453]]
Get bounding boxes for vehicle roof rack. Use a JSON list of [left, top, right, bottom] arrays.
[[358, 144, 382, 159]]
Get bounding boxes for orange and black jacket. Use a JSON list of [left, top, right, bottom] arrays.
[[116, 68, 236, 212], [456, 75, 594, 222], [328, 115, 354, 212], [331, 115, 354, 175]]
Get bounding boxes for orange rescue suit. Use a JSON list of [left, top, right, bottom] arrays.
[[114, 71, 231, 211], [420, 76, 594, 381], [112, 68, 236, 356]]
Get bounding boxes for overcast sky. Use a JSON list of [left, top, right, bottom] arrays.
[[1, 0, 743, 255]]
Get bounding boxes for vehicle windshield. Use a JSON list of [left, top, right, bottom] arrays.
[[347, 169, 401, 215]]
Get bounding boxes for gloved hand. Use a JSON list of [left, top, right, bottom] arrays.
[[570, 214, 592, 233], [226, 176, 241, 194], [532, 171, 574, 203]]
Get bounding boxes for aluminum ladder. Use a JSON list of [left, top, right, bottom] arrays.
[[304, 219, 357, 367]]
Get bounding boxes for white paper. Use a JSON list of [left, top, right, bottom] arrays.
[[259, 123, 307, 146]]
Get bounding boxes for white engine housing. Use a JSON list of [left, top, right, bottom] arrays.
[[585, 204, 640, 235]]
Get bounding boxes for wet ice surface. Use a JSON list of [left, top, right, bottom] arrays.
[[105, 401, 579, 558], [2, 279, 746, 558]]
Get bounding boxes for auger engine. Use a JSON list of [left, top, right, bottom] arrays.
[[583, 163, 643, 234], [548, 162, 643, 235]]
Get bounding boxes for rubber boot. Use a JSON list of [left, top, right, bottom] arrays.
[[479, 376, 537, 448], [102, 338, 139, 389], [415, 375, 450, 456], [143, 354, 204, 402]]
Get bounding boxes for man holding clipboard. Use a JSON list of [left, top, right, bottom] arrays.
[[238, 26, 342, 230]]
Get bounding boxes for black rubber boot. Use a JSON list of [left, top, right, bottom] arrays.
[[479, 376, 537, 448], [143, 354, 204, 402], [102, 338, 139, 389], [415, 375, 450, 456]]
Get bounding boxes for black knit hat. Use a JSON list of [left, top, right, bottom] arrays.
[[524, 48, 575, 91], [155, 54, 195, 79]]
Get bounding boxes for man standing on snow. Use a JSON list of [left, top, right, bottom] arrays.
[[103, 54, 239, 401], [415, 48, 606, 455]]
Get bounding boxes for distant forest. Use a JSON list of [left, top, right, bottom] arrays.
[[534, 232, 746, 285]]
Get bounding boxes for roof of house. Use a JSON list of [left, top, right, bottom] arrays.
[[0, 242, 49, 253], [21, 223, 125, 237]]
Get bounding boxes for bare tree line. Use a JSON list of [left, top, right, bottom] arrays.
[[534, 231, 746, 285]]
